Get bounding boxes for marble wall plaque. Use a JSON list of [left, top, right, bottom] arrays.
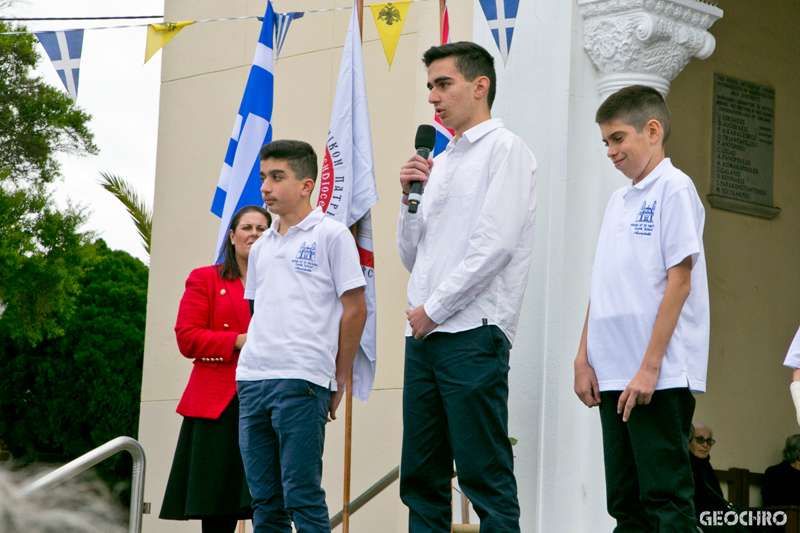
[[708, 74, 780, 218]]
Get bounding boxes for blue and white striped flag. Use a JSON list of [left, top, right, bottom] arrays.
[[479, 0, 519, 65], [274, 11, 303, 59], [211, 1, 275, 257], [34, 30, 84, 101]]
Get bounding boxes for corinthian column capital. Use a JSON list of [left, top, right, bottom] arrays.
[[579, 0, 723, 99]]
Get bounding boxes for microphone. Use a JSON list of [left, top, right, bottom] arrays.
[[408, 125, 437, 214]]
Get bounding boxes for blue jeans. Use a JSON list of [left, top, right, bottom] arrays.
[[238, 379, 331, 533]]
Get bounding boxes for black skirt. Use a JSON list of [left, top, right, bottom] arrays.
[[159, 395, 253, 520]]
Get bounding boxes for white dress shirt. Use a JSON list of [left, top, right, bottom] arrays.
[[396, 118, 537, 344]]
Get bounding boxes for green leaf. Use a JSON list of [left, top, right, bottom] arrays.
[[98, 172, 152, 256]]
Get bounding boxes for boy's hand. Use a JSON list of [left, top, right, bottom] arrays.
[[400, 155, 433, 195], [617, 366, 659, 422], [407, 306, 437, 339], [574, 358, 601, 408], [328, 387, 345, 422]]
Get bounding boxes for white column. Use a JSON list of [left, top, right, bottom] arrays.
[[471, 1, 723, 532], [579, 0, 722, 99], [473, 1, 619, 531]]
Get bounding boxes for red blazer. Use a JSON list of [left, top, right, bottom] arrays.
[[174, 265, 251, 419]]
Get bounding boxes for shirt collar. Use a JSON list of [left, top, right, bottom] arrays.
[[463, 118, 504, 144], [446, 118, 504, 151], [267, 206, 325, 236], [630, 157, 673, 190]]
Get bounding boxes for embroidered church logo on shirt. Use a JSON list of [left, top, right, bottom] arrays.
[[631, 200, 657, 236], [293, 242, 318, 272]]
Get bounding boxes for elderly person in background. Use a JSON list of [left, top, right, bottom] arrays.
[[688, 423, 728, 527], [160, 205, 271, 533], [762, 434, 800, 507]]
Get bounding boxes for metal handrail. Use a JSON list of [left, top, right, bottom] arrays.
[[330, 465, 399, 528], [19, 436, 146, 533]]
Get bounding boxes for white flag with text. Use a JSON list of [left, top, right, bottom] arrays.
[[317, 0, 379, 402]]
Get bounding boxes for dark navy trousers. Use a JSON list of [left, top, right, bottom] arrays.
[[238, 379, 331, 533], [599, 388, 697, 533], [400, 325, 520, 533]]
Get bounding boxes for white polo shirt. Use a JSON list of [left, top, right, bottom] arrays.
[[237, 207, 366, 389], [784, 325, 800, 369], [587, 158, 710, 393]]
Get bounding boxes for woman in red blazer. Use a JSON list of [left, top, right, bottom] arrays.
[[160, 205, 271, 533]]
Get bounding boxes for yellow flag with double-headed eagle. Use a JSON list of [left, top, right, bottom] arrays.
[[144, 21, 195, 64], [369, 2, 411, 69]]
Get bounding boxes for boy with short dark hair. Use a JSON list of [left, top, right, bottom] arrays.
[[238, 139, 368, 532], [574, 85, 709, 532]]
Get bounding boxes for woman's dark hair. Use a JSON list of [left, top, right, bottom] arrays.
[[783, 434, 800, 463], [216, 205, 271, 281]]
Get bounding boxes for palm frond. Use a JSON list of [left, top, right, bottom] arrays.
[[98, 172, 152, 255]]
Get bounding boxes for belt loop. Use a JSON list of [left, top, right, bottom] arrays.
[[482, 318, 488, 327]]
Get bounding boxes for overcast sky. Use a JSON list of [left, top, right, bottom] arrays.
[[7, 0, 164, 263]]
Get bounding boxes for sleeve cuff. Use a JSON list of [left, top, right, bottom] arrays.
[[665, 243, 700, 270], [423, 294, 449, 325], [221, 331, 240, 364], [337, 277, 367, 298]]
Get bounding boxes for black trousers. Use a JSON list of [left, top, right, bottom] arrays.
[[599, 388, 697, 533], [400, 325, 520, 533]]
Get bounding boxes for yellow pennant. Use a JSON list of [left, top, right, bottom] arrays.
[[144, 21, 195, 65], [369, 2, 411, 69]]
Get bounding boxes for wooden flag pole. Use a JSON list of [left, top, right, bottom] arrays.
[[342, 366, 355, 532], [342, 0, 364, 520]]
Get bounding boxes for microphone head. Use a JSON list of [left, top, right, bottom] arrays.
[[415, 124, 437, 152]]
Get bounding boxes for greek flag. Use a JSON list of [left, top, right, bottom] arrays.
[[211, 1, 275, 257], [274, 11, 303, 59], [479, 0, 519, 65], [34, 30, 84, 101]]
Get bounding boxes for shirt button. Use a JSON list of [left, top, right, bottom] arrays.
[[223, 324, 229, 328], [220, 289, 226, 295]]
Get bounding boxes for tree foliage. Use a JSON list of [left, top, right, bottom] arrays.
[[0, 240, 148, 489], [0, 21, 97, 185], [99, 173, 153, 256], [0, 21, 98, 344]]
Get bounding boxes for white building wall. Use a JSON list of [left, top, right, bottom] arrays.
[[472, 0, 624, 530]]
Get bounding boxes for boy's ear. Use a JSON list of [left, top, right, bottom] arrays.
[[473, 76, 490, 102], [301, 177, 316, 197], [646, 119, 664, 146]]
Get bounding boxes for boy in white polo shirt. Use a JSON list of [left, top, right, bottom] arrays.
[[237, 140, 367, 533], [574, 85, 709, 532]]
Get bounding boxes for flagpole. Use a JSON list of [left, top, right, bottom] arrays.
[[439, 0, 445, 43], [341, 2, 363, 529]]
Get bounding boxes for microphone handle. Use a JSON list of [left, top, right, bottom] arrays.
[[408, 147, 431, 214]]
